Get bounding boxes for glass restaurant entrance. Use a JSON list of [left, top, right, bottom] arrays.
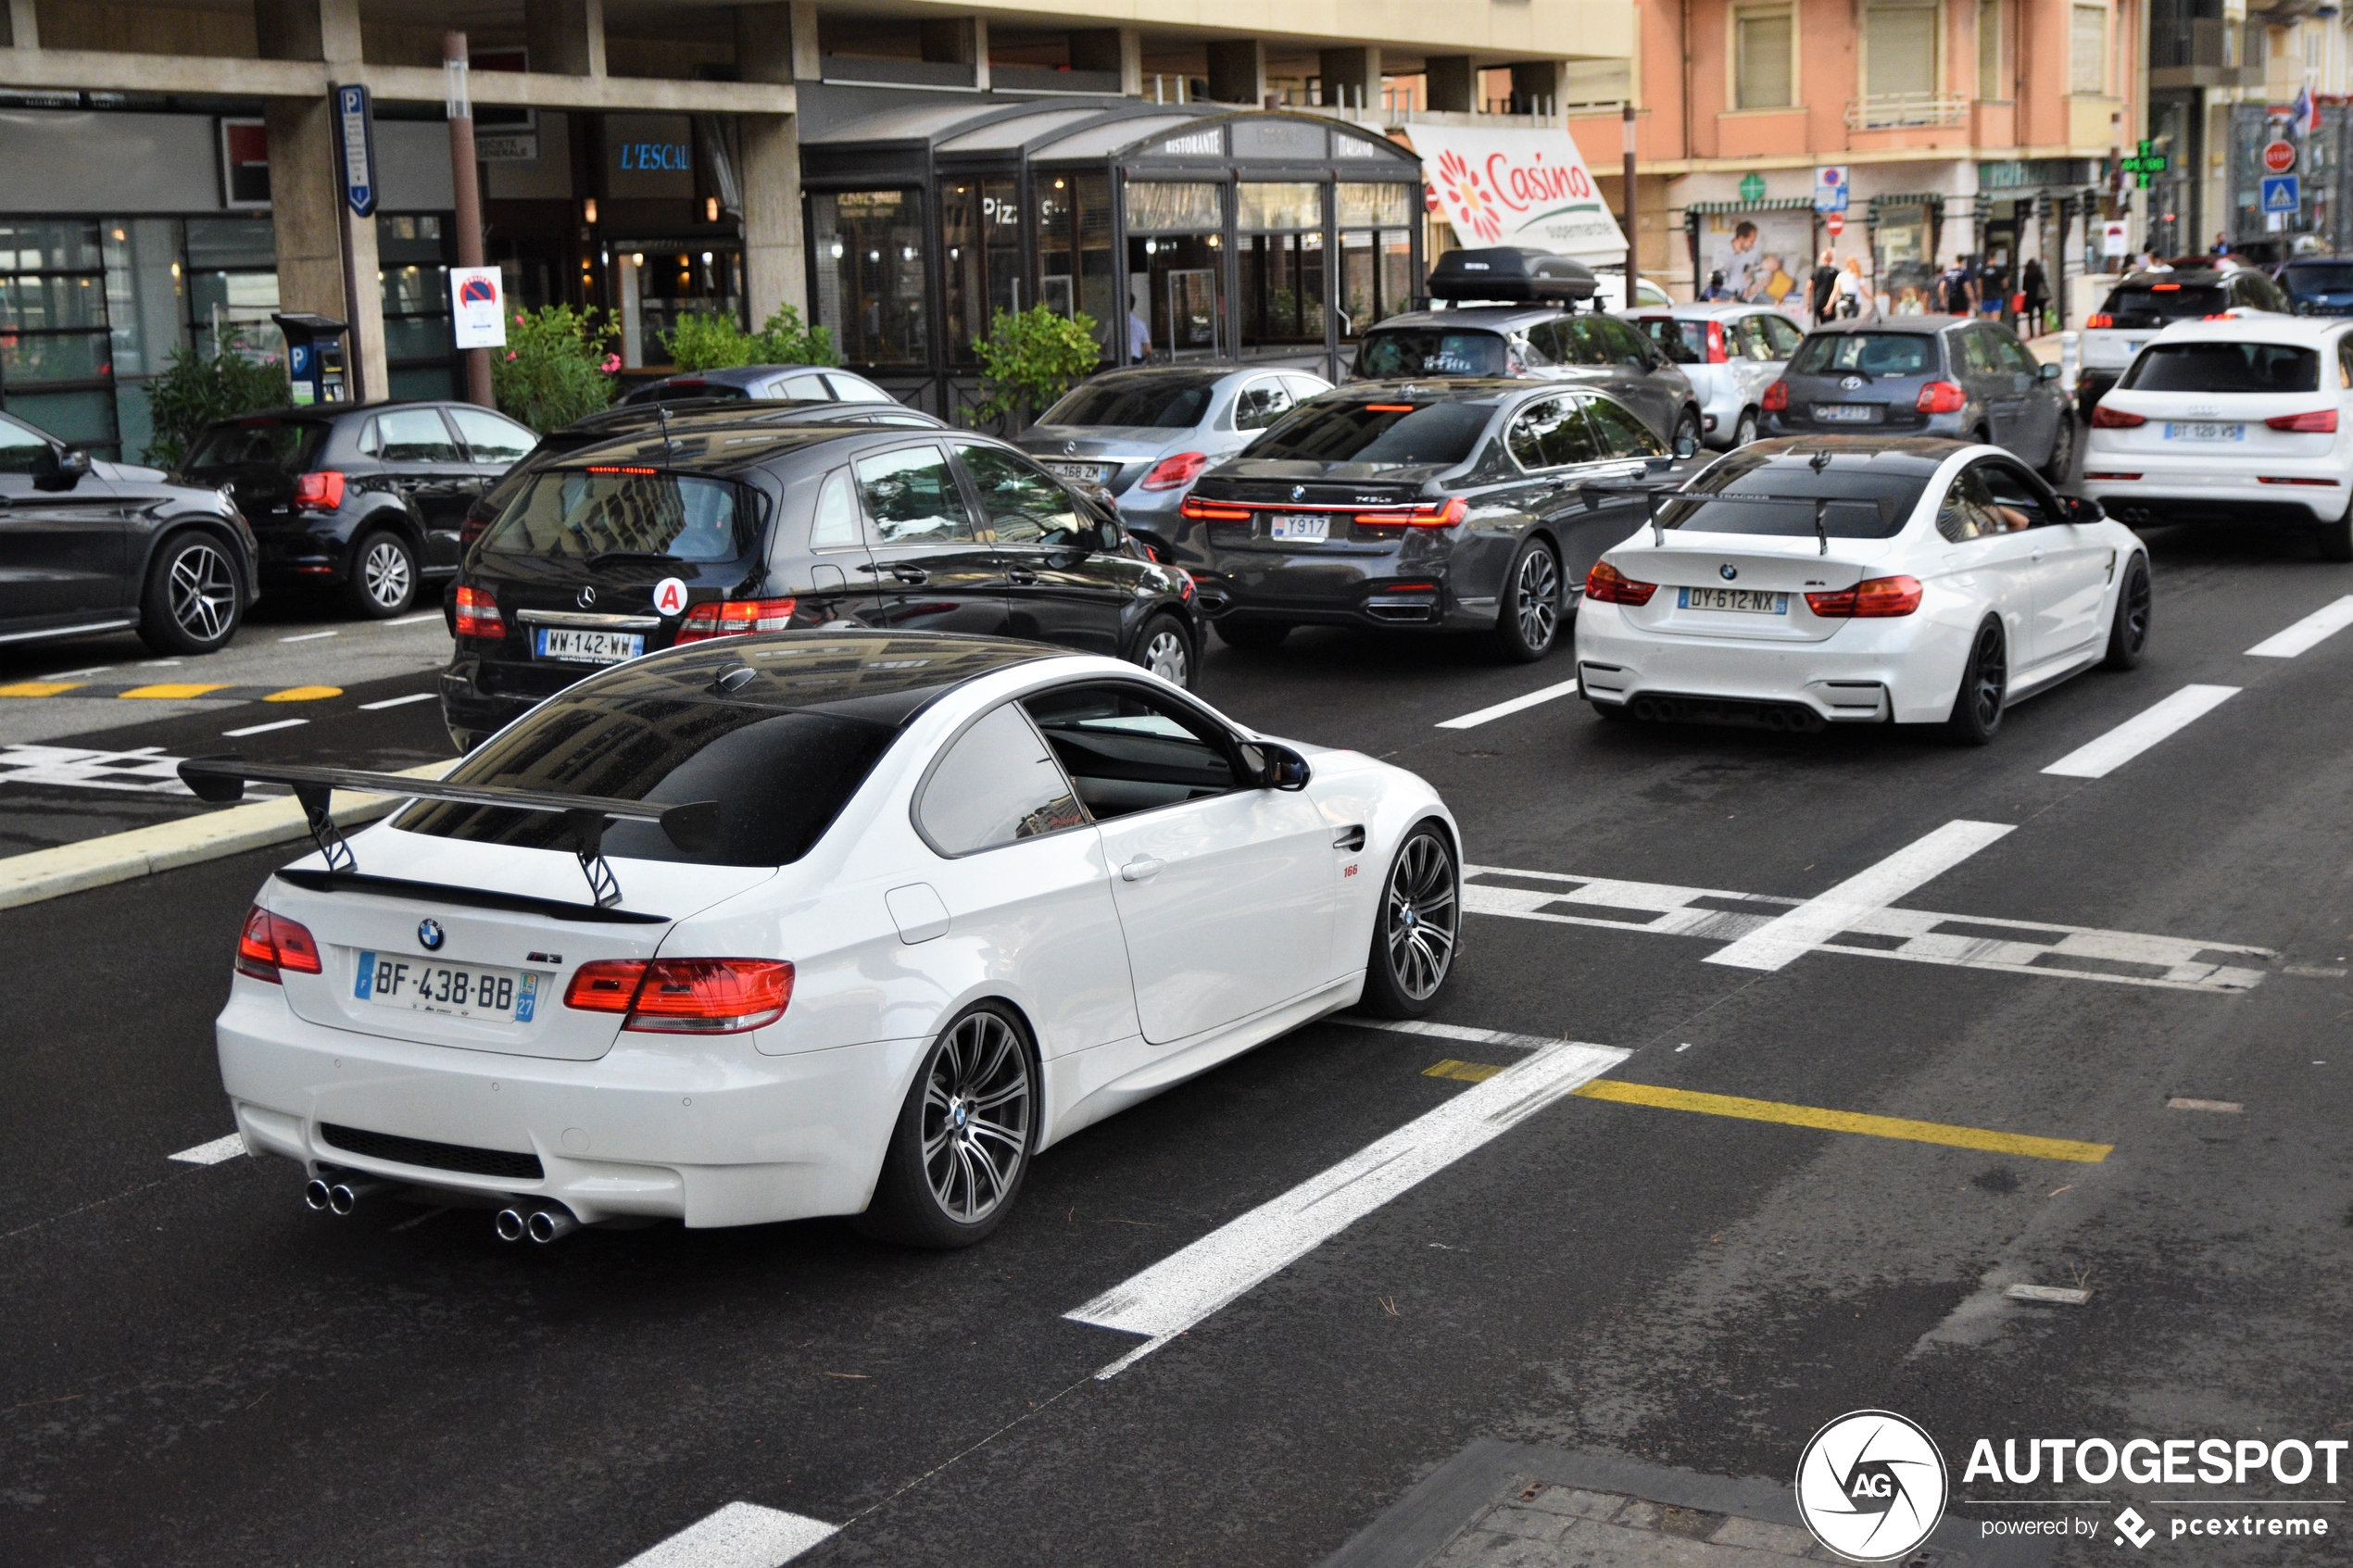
[[799, 103, 1423, 422]]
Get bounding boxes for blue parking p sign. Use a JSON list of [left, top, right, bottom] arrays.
[[2262, 174, 2300, 215]]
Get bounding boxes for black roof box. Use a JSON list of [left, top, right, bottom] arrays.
[[1428, 247, 1597, 304]]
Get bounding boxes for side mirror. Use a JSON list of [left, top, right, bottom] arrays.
[[2063, 495, 2105, 524], [2037, 361, 2062, 381], [34, 445, 91, 492], [1672, 433, 1699, 459], [1251, 741, 1312, 791]]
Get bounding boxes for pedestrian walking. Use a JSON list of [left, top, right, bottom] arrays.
[[1837, 257, 1873, 320], [1809, 248, 1842, 325], [2020, 257, 2049, 337]]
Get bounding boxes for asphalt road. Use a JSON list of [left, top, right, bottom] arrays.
[[2, 516, 2348, 1567]]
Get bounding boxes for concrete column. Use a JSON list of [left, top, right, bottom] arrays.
[[1205, 38, 1264, 105], [524, 0, 607, 78], [1319, 47, 1380, 112], [1071, 28, 1142, 94], [1508, 60, 1563, 119], [788, 0, 819, 79], [1425, 56, 1476, 114], [736, 3, 806, 325], [5, 0, 39, 48]]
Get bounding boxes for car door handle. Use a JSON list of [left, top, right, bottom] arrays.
[[890, 566, 928, 585], [1120, 856, 1164, 883], [1005, 568, 1039, 584], [1332, 824, 1365, 852]]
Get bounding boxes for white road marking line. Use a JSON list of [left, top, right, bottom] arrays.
[[2167, 1098, 2243, 1113], [169, 1134, 245, 1165], [41, 666, 111, 679], [1433, 677, 1584, 730], [1703, 821, 2015, 972], [617, 1502, 837, 1568], [2041, 684, 2239, 779], [1463, 862, 2275, 994], [358, 691, 438, 710], [222, 718, 308, 737], [386, 611, 445, 626], [0, 743, 195, 795], [278, 630, 339, 644], [1353, 1018, 1567, 1053], [2246, 595, 2353, 659], [1067, 1039, 1629, 1377]]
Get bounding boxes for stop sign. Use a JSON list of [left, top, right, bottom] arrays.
[[1826, 212, 1845, 237], [2264, 139, 2297, 174]]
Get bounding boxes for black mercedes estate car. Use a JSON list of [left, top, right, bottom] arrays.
[[181, 399, 539, 619], [440, 423, 1200, 750], [1171, 379, 1696, 662]]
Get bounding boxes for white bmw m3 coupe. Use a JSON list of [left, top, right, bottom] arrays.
[[1573, 437, 2152, 743], [189, 633, 1460, 1248]]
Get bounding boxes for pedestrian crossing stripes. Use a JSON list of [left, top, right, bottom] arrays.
[[0, 681, 343, 701]]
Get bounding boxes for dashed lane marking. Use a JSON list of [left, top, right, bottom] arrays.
[[2042, 683, 2239, 779], [617, 1502, 838, 1568], [1354, 1018, 1574, 1053], [222, 718, 308, 737], [359, 691, 438, 710], [0, 682, 344, 702], [387, 611, 446, 626], [1433, 677, 1584, 730], [278, 629, 338, 642], [168, 1135, 245, 1165], [1465, 863, 2276, 993], [2246, 595, 2353, 659], [1066, 1039, 1630, 1378], [1572, 1080, 2113, 1163], [1705, 819, 2014, 972]]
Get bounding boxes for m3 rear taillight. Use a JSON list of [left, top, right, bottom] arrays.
[[676, 597, 798, 642], [563, 958, 794, 1033], [1806, 574, 1924, 618], [1916, 381, 1969, 415], [237, 905, 321, 983], [454, 584, 504, 638], [1583, 560, 1658, 606]]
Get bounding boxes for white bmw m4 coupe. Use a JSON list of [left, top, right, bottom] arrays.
[[188, 633, 1460, 1248], [1573, 436, 2152, 743]]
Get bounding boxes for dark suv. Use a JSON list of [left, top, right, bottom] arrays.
[[182, 399, 539, 619], [1353, 307, 1700, 447], [440, 425, 1201, 750]]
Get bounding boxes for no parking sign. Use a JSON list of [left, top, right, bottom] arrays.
[[448, 267, 507, 350]]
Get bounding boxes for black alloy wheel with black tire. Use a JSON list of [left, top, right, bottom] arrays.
[[2319, 499, 2353, 563], [1130, 612, 1197, 689], [2101, 554, 2152, 670], [2041, 408, 2076, 485], [854, 1002, 1038, 1248], [1213, 619, 1291, 651], [346, 529, 418, 618], [1945, 618, 2008, 745], [1492, 536, 1564, 663], [137, 532, 244, 655], [1730, 408, 1760, 447], [1359, 821, 1461, 1019]]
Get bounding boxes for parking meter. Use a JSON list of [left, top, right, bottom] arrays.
[[272, 313, 351, 405]]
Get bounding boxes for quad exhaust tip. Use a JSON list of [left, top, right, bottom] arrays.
[[305, 1177, 388, 1215], [495, 1204, 581, 1244]]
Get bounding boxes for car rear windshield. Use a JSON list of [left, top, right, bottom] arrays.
[[1241, 400, 1493, 467], [395, 689, 900, 868], [1788, 333, 1936, 379], [2098, 283, 2228, 328], [1041, 373, 1225, 428], [1354, 328, 1511, 378], [2284, 264, 2353, 295], [482, 469, 754, 563], [1655, 451, 1928, 539], [183, 419, 328, 471], [1633, 318, 1706, 364], [2119, 341, 2321, 393]]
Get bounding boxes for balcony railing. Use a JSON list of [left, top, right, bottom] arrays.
[[1845, 93, 1969, 130], [2148, 17, 2266, 82]]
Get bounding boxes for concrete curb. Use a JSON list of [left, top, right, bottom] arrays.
[[0, 759, 457, 912]]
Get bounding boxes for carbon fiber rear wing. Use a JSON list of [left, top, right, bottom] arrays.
[[1578, 478, 1896, 554], [176, 757, 720, 909]]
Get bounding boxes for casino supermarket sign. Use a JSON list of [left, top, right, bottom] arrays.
[[1408, 127, 1629, 259]]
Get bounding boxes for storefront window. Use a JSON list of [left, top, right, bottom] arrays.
[[103, 219, 182, 461], [0, 220, 118, 452], [1339, 231, 1415, 336], [1874, 205, 1937, 314], [1237, 182, 1322, 231], [1126, 182, 1224, 232], [186, 216, 282, 362], [943, 177, 1022, 362], [618, 245, 746, 370], [1337, 184, 1413, 228], [380, 214, 457, 400], [1036, 172, 1114, 359], [811, 190, 926, 367]]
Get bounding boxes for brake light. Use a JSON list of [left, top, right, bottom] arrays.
[[236, 905, 321, 983], [585, 465, 660, 475], [1361, 404, 1418, 412], [2258, 475, 2341, 485], [1806, 574, 1924, 618], [292, 470, 346, 510], [1139, 451, 1209, 491], [1583, 560, 1657, 606], [454, 584, 504, 638], [563, 958, 793, 1033], [2266, 409, 2339, 433], [1705, 320, 1729, 364], [2151, 282, 2181, 291], [1916, 381, 1969, 414], [2089, 406, 2146, 428], [2086, 314, 2114, 329], [1761, 381, 1790, 412], [1179, 495, 1252, 521], [2083, 471, 2142, 481], [1356, 496, 1469, 528], [675, 596, 798, 642]]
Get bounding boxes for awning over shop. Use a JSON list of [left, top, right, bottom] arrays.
[[1404, 126, 1627, 261]]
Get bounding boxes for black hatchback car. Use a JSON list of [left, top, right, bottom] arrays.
[[1761, 317, 2074, 483], [181, 399, 539, 619], [1171, 379, 1696, 662], [439, 424, 1200, 750]]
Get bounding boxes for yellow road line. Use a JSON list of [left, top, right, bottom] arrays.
[[0, 682, 86, 696], [1423, 1059, 1504, 1084], [1573, 1079, 2112, 1163], [117, 683, 230, 699], [263, 685, 343, 702]]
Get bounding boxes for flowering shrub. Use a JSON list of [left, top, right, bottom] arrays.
[[143, 345, 291, 470], [490, 306, 620, 432]]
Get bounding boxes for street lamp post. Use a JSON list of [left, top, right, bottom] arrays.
[[446, 31, 493, 408], [1622, 104, 1639, 274]]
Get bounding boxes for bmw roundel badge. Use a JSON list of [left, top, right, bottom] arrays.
[[1291, 484, 1306, 500], [418, 919, 445, 951], [1720, 563, 1739, 582]]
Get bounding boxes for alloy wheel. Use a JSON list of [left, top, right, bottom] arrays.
[[1140, 625, 1189, 685], [1733, 410, 1759, 446], [1514, 546, 1560, 652], [168, 544, 236, 643], [1384, 832, 1459, 1002], [1969, 622, 2007, 728], [362, 538, 412, 609], [920, 1011, 1032, 1223], [2121, 563, 2151, 653]]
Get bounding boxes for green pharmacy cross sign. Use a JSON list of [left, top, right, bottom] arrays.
[[2119, 140, 2169, 189], [1739, 172, 1768, 204]]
